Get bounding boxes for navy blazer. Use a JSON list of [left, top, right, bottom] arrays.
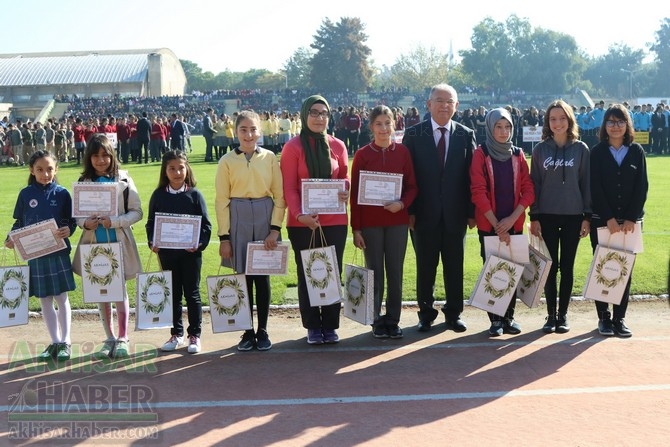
[[402, 119, 476, 231]]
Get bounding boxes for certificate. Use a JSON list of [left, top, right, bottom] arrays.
[[357, 170, 403, 206], [301, 179, 346, 215], [9, 219, 67, 261], [152, 213, 202, 250], [245, 242, 290, 275], [72, 182, 119, 217]]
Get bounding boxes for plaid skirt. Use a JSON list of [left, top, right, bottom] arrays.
[[28, 251, 76, 298]]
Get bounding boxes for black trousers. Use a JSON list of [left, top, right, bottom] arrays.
[[159, 253, 202, 338], [287, 225, 347, 330]]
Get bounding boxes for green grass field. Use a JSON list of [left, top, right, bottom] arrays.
[[1, 136, 668, 311]]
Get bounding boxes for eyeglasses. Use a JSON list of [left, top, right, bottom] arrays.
[[605, 120, 626, 128], [308, 110, 329, 119]]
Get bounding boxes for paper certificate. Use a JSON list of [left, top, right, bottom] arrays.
[[357, 170, 403, 206], [301, 179, 346, 215], [9, 219, 66, 261], [72, 182, 119, 218], [152, 213, 202, 250], [245, 242, 290, 275]]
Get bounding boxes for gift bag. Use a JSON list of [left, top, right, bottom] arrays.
[[207, 265, 252, 333], [343, 250, 374, 325], [0, 249, 30, 328], [300, 228, 343, 307], [484, 234, 530, 264], [517, 233, 553, 308], [78, 242, 125, 303], [597, 222, 644, 253], [583, 244, 636, 305], [468, 254, 524, 317], [135, 253, 173, 330]]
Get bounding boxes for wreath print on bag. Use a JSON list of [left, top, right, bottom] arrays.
[[484, 261, 518, 299], [0, 269, 28, 310], [305, 250, 333, 289], [595, 251, 629, 288], [345, 268, 366, 306], [210, 277, 246, 316], [84, 245, 119, 286], [140, 274, 171, 314]]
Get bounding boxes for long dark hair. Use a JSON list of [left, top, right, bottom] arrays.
[[27, 150, 58, 185], [80, 134, 119, 180], [157, 150, 196, 189], [598, 104, 635, 146]]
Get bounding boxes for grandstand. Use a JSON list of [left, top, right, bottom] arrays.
[[0, 48, 186, 122]]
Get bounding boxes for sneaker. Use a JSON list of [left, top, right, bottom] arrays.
[[161, 335, 184, 352], [556, 314, 570, 333], [504, 319, 522, 335], [95, 340, 116, 359], [372, 325, 389, 338], [114, 340, 129, 358], [322, 329, 339, 344], [255, 329, 272, 351], [56, 343, 71, 361], [598, 318, 615, 336], [307, 328, 324, 345], [612, 319, 632, 338], [388, 325, 404, 339], [37, 344, 57, 362], [488, 321, 504, 337], [237, 330, 255, 351], [187, 335, 201, 354], [542, 314, 557, 334]]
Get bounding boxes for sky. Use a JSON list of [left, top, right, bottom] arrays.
[[1, 1, 663, 74]]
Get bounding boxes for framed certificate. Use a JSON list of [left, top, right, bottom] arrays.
[[357, 170, 403, 206], [9, 219, 67, 261], [301, 179, 346, 215], [72, 182, 119, 218], [152, 213, 202, 250], [245, 242, 290, 275]]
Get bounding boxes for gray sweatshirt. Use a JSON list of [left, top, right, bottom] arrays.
[[529, 138, 591, 218]]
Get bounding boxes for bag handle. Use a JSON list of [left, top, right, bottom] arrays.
[[497, 239, 516, 263], [144, 250, 163, 272], [308, 226, 328, 250], [2, 246, 24, 266], [351, 246, 363, 266]]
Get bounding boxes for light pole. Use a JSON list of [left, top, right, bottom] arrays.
[[281, 73, 287, 89], [620, 68, 640, 101]]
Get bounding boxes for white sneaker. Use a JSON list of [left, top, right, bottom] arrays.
[[187, 335, 201, 354], [161, 335, 184, 352]]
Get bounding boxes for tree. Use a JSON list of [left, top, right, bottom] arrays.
[[650, 18, 670, 95], [584, 44, 646, 98], [385, 45, 451, 91], [283, 47, 314, 89], [309, 17, 373, 92]]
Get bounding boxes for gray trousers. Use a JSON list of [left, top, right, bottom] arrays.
[[361, 224, 409, 326]]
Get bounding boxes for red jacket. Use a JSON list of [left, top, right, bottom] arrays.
[[469, 143, 535, 233]]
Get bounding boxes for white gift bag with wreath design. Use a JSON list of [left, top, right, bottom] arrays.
[[468, 254, 524, 317], [343, 250, 374, 325], [517, 233, 552, 308], [135, 254, 173, 330], [583, 245, 636, 305], [0, 250, 30, 328], [207, 270, 252, 333], [300, 228, 342, 307], [79, 242, 125, 303]]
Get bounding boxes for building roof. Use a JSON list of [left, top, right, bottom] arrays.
[[0, 50, 156, 87]]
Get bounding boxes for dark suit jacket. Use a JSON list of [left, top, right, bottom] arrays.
[[202, 114, 215, 138], [170, 119, 186, 139], [136, 117, 151, 142], [402, 119, 476, 231]]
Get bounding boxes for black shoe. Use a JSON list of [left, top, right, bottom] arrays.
[[542, 314, 557, 334], [417, 319, 432, 332], [237, 330, 255, 351], [488, 321, 504, 337], [598, 318, 615, 336], [445, 318, 467, 333], [255, 329, 272, 351], [372, 325, 389, 338], [556, 314, 570, 333], [503, 319, 522, 335], [387, 325, 403, 339], [612, 319, 632, 338]]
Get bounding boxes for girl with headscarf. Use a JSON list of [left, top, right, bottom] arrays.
[[280, 95, 350, 345], [470, 107, 535, 337]]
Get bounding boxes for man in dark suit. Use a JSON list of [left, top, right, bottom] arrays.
[[169, 113, 185, 151], [402, 83, 476, 333], [203, 107, 216, 162], [136, 111, 152, 164]]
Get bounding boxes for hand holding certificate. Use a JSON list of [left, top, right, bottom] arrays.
[[152, 213, 202, 250], [8, 219, 67, 261], [72, 182, 119, 218], [301, 179, 347, 215], [357, 170, 403, 206]]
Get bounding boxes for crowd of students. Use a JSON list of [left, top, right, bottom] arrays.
[[2, 84, 653, 363]]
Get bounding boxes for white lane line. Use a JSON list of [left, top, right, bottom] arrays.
[[3, 384, 670, 413]]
